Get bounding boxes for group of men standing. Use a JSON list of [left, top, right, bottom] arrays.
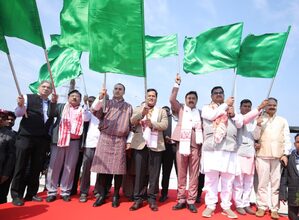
[[0, 75, 292, 219]]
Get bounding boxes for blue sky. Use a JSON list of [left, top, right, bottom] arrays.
[[1, 0, 299, 129]]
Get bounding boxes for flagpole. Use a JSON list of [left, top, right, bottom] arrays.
[[81, 72, 88, 96], [7, 54, 22, 96], [231, 69, 237, 97], [266, 26, 291, 98], [43, 49, 56, 95], [176, 34, 180, 74], [266, 77, 276, 98], [102, 72, 107, 113]]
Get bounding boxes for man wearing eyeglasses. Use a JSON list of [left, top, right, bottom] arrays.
[[201, 86, 241, 219], [91, 83, 133, 208]]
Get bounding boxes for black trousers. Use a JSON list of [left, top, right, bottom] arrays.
[[160, 143, 177, 196], [10, 135, 49, 199], [96, 174, 122, 197], [0, 177, 12, 204], [288, 205, 299, 220], [133, 147, 162, 203], [197, 173, 205, 198]]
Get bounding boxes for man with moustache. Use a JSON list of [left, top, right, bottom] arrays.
[[201, 86, 243, 219], [233, 99, 268, 215], [91, 83, 132, 208], [129, 88, 168, 212], [11, 80, 54, 206], [46, 90, 85, 202], [170, 74, 203, 213], [254, 97, 291, 219]]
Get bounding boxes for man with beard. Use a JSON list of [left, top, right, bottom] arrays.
[[254, 97, 291, 219], [129, 88, 168, 212], [170, 74, 203, 213]]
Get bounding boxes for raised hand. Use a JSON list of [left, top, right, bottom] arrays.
[[175, 73, 181, 85]]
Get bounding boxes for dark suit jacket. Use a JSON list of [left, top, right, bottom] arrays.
[[279, 150, 299, 206]]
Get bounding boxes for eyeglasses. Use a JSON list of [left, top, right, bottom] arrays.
[[212, 91, 224, 95]]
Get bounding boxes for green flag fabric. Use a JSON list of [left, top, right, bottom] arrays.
[[59, 0, 89, 51], [183, 23, 243, 74], [29, 35, 82, 93], [0, 0, 45, 48], [89, 0, 146, 77], [145, 34, 178, 59], [0, 26, 9, 54], [236, 28, 290, 78]]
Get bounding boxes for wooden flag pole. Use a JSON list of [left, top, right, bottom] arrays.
[[43, 49, 56, 95], [7, 54, 22, 96]]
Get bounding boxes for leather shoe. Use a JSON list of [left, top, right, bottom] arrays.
[[61, 195, 71, 202], [12, 198, 24, 206], [172, 202, 186, 210], [149, 202, 158, 211], [25, 195, 43, 202], [93, 196, 105, 207], [159, 195, 168, 203], [129, 200, 143, 211], [112, 196, 120, 208], [46, 195, 56, 202], [79, 194, 88, 203], [187, 204, 198, 213]]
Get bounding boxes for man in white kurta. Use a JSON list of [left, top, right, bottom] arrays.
[[201, 86, 242, 219]]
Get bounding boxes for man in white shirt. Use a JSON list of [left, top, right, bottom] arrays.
[[79, 96, 100, 202]]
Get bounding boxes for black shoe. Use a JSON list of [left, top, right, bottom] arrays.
[[46, 195, 56, 203], [159, 195, 168, 203], [12, 198, 24, 206], [25, 195, 43, 202], [187, 204, 197, 213], [93, 196, 105, 207], [61, 195, 71, 202], [112, 196, 120, 208], [129, 200, 143, 211], [149, 201, 158, 211], [79, 194, 88, 203], [172, 202, 186, 210]]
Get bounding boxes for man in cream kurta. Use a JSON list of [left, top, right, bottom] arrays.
[[254, 97, 291, 219], [170, 74, 203, 213]]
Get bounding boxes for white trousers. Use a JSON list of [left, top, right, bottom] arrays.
[[233, 173, 254, 208], [204, 170, 235, 210]]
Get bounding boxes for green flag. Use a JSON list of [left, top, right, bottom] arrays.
[[0, 26, 9, 54], [145, 34, 178, 59], [183, 23, 243, 74], [29, 35, 82, 93], [0, 0, 45, 48], [237, 27, 290, 78], [59, 0, 89, 51], [89, 0, 145, 77]]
